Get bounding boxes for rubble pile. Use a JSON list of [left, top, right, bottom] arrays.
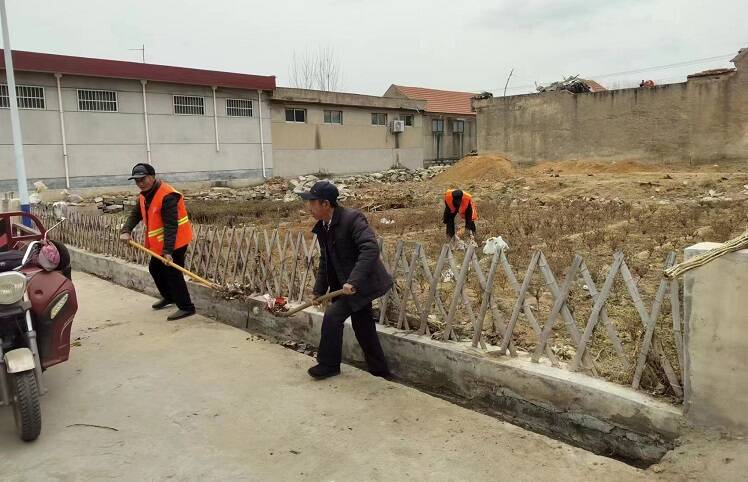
[[333, 165, 448, 187], [188, 166, 449, 203], [536, 75, 591, 94], [93, 195, 137, 214]]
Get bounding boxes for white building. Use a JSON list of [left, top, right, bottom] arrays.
[[0, 50, 275, 191], [270, 87, 426, 177]]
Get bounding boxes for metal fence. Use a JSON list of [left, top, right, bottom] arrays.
[[36, 208, 685, 401]]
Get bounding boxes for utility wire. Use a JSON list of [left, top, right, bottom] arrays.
[[589, 53, 733, 79], [483, 52, 735, 94]]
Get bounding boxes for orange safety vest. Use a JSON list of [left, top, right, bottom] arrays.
[[444, 189, 478, 221], [139, 182, 193, 255]]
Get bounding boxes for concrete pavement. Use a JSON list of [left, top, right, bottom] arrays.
[[0, 272, 648, 481]]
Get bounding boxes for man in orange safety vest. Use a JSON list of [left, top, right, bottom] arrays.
[[120, 163, 195, 320]]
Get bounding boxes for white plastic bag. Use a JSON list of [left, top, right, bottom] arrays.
[[483, 236, 509, 255]]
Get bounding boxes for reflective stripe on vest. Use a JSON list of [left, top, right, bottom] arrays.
[[444, 189, 478, 221], [139, 182, 193, 255]]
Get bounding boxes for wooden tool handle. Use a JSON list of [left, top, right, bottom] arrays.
[[276, 289, 348, 317], [128, 240, 220, 290]]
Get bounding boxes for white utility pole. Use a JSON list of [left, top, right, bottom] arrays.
[[0, 0, 30, 213]]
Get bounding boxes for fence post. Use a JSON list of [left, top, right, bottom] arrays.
[[683, 242, 748, 433]]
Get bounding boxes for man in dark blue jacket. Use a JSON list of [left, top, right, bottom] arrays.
[[300, 181, 392, 380]]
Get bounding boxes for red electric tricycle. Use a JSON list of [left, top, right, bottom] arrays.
[[0, 211, 76, 441]]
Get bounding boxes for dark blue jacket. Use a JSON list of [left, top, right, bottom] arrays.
[[312, 207, 392, 311]]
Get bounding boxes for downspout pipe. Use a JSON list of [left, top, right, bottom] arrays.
[[54, 73, 70, 189], [257, 89, 267, 179], [212, 86, 220, 152], [140, 80, 152, 163]]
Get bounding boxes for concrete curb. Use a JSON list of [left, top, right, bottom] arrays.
[[69, 247, 686, 464]]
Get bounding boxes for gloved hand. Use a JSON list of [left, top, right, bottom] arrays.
[[467, 230, 478, 248], [119, 232, 131, 243]]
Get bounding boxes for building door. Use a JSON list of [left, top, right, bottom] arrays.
[[452, 119, 465, 159], [432, 118, 444, 161]]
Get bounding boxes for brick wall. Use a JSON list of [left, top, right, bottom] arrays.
[[473, 59, 748, 165]]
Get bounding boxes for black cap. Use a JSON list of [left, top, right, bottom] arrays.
[[128, 163, 156, 180], [299, 180, 339, 203]]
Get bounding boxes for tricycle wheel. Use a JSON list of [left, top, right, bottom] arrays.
[[11, 371, 41, 442]]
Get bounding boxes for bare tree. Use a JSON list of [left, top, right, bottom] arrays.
[[289, 46, 341, 91], [289, 50, 316, 89]]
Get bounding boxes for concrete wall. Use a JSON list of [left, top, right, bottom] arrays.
[[474, 58, 748, 165], [271, 92, 425, 177], [423, 113, 477, 163], [0, 72, 272, 190], [684, 243, 748, 434]]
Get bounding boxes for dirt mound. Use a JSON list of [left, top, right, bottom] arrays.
[[529, 159, 662, 174], [432, 155, 515, 185]]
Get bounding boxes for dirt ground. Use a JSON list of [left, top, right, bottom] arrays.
[[188, 156, 748, 258]]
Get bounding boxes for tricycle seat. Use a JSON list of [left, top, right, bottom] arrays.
[[0, 249, 24, 272]]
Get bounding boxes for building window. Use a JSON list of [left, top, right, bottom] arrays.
[[78, 89, 118, 112], [285, 108, 306, 123], [323, 110, 343, 124], [371, 113, 387, 126], [226, 98, 253, 117], [0, 84, 45, 109], [78, 89, 117, 112], [453, 120, 465, 133], [400, 114, 414, 127], [432, 119, 444, 133], [174, 95, 204, 115]]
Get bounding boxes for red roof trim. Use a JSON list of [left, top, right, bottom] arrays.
[[389, 85, 476, 116], [0, 50, 276, 91]]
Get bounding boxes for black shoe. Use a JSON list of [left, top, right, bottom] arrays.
[[167, 309, 195, 321], [370, 370, 394, 381], [152, 298, 173, 310], [307, 364, 340, 380]]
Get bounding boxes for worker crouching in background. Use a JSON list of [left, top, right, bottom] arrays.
[[443, 189, 478, 247]]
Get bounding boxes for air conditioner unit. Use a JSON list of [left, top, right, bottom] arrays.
[[391, 120, 405, 133]]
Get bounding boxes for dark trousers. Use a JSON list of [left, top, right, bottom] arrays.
[[317, 298, 389, 374], [443, 204, 477, 238], [148, 246, 195, 312]]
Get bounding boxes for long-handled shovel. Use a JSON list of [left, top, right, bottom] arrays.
[[276, 289, 349, 317], [128, 240, 220, 290]]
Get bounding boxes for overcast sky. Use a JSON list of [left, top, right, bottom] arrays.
[[3, 0, 746, 95]]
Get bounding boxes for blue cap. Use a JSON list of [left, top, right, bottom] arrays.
[[298, 180, 339, 203]]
